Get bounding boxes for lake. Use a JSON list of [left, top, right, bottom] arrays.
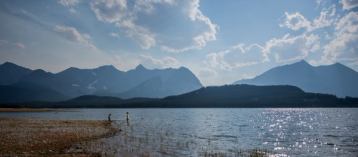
[[1, 108, 357, 156]]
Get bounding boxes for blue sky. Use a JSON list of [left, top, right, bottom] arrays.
[[0, 0, 357, 85]]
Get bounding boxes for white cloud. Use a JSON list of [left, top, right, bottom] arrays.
[[312, 5, 337, 29], [316, 0, 324, 6], [198, 68, 217, 78], [90, 0, 156, 49], [187, 0, 218, 49], [322, 11, 358, 64], [90, 0, 128, 23], [134, 0, 176, 13], [160, 45, 196, 53], [54, 25, 96, 49], [162, 0, 218, 53], [203, 3, 356, 79], [278, 4, 358, 66], [112, 54, 141, 70], [205, 43, 267, 71], [117, 20, 156, 49], [58, 0, 80, 7], [280, 6, 336, 32], [109, 32, 120, 38], [341, 0, 358, 10], [90, 0, 217, 52], [140, 54, 180, 68], [264, 33, 320, 63], [58, 0, 80, 13], [14, 43, 25, 49], [0, 40, 25, 49], [205, 31, 321, 71], [280, 12, 312, 31]]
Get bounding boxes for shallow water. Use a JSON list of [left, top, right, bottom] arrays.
[[1, 108, 357, 156]]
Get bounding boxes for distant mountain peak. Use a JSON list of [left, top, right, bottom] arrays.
[[0, 61, 33, 85], [58, 67, 80, 74], [234, 60, 358, 97], [1, 61, 22, 68], [293, 60, 311, 66], [66, 67, 80, 71], [178, 66, 189, 71], [98, 64, 115, 68], [2, 61, 15, 66], [329, 62, 356, 72], [26, 69, 54, 78], [32, 69, 48, 74], [0, 61, 203, 100], [332, 62, 345, 67], [298, 59, 308, 63], [135, 64, 147, 70], [96, 65, 118, 71], [68, 67, 79, 70]]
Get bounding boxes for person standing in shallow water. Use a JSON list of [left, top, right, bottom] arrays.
[[108, 113, 112, 122], [126, 112, 129, 125]]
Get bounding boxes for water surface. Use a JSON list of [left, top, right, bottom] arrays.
[[1, 108, 357, 156]]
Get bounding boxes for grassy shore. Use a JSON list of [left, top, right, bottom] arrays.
[[0, 118, 119, 156]]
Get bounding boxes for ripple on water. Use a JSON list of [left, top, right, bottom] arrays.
[[1, 108, 358, 156]]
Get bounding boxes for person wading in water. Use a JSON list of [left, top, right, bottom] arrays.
[[108, 113, 112, 122], [126, 112, 129, 126]]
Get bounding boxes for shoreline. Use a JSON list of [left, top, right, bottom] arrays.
[[0, 117, 120, 156], [0, 108, 67, 112]]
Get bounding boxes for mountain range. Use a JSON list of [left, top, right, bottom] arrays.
[[1, 60, 358, 106], [0, 62, 202, 103], [4, 84, 357, 108], [234, 60, 358, 97]]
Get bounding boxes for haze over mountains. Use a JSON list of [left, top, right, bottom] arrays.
[[0, 62, 202, 102], [1, 60, 358, 105], [0, 62, 32, 85], [234, 60, 358, 98], [4, 84, 357, 108]]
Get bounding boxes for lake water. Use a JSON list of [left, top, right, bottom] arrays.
[[1, 108, 357, 156]]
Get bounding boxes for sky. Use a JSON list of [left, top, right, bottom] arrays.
[[0, 0, 357, 86]]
